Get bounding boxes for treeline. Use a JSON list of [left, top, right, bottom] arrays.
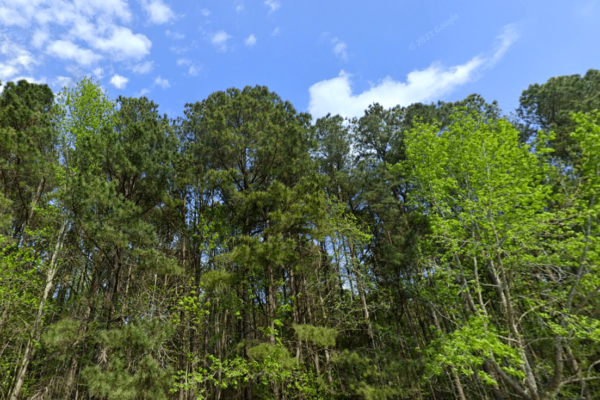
[[0, 70, 599, 400]]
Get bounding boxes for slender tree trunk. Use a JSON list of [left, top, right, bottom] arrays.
[[10, 220, 67, 400], [451, 368, 468, 400], [0, 303, 10, 336], [17, 176, 45, 247], [290, 267, 302, 359], [267, 261, 281, 400]]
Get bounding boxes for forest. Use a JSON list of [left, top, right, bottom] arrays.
[[0, 69, 599, 400]]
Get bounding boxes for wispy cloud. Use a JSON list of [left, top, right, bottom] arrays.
[[46, 40, 102, 66], [272, 27, 280, 36], [211, 30, 232, 52], [132, 61, 154, 74], [0, 32, 39, 82], [31, 29, 49, 49], [308, 59, 483, 119], [245, 34, 257, 47], [177, 58, 200, 76], [201, 8, 211, 17], [110, 74, 128, 89], [53, 76, 74, 89], [140, 0, 175, 25], [265, 0, 280, 13], [0, 0, 132, 28], [331, 38, 348, 61], [0, 0, 155, 86], [487, 24, 519, 67], [166, 30, 185, 40], [91, 27, 152, 61], [154, 76, 170, 88], [93, 67, 104, 79], [308, 25, 518, 119]]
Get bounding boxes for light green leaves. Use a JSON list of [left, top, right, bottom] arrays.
[[425, 314, 524, 385], [293, 324, 338, 348]]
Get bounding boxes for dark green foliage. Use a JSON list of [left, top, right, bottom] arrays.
[[518, 69, 600, 162], [293, 324, 337, 348], [0, 79, 57, 239], [1, 74, 599, 400], [82, 320, 174, 400]]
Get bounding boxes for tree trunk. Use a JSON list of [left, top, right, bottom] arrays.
[[10, 220, 67, 400]]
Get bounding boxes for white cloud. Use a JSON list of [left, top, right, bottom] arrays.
[[0, 0, 156, 81], [91, 27, 152, 61], [0, 0, 132, 28], [0, 64, 19, 81], [272, 27, 280, 36], [170, 45, 189, 55], [308, 58, 484, 119], [140, 0, 175, 25], [245, 34, 257, 47], [201, 8, 211, 17], [31, 29, 49, 49], [93, 67, 104, 78], [0, 33, 38, 82], [487, 24, 519, 67], [0, 2, 38, 27], [188, 65, 200, 76], [265, 0, 280, 13], [165, 29, 185, 40], [46, 40, 102, 66], [76, 0, 132, 23], [211, 30, 232, 52], [308, 24, 519, 119], [110, 74, 128, 89], [35, 4, 80, 27], [133, 61, 154, 74], [177, 58, 200, 76], [154, 76, 170, 88], [331, 38, 348, 61], [139, 88, 151, 96], [236, 4, 244, 12], [54, 76, 74, 89], [67, 19, 99, 43]]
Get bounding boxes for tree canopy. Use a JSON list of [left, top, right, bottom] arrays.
[[1, 70, 600, 400]]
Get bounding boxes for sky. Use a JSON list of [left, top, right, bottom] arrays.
[[1, 0, 599, 121]]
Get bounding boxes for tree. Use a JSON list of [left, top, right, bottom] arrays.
[[0, 80, 61, 399], [179, 85, 327, 398], [518, 69, 600, 163], [1, 72, 598, 400], [405, 108, 600, 399]]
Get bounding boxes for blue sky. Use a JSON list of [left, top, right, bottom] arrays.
[[1, 0, 599, 120]]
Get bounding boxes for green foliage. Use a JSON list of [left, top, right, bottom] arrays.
[[200, 269, 234, 291], [82, 319, 174, 400], [293, 324, 337, 348], [172, 354, 252, 399], [2, 74, 600, 400], [42, 318, 82, 349], [333, 350, 410, 399], [425, 314, 524, 384], [518, 69, 600, 162], [248, 342, 297, 370]]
